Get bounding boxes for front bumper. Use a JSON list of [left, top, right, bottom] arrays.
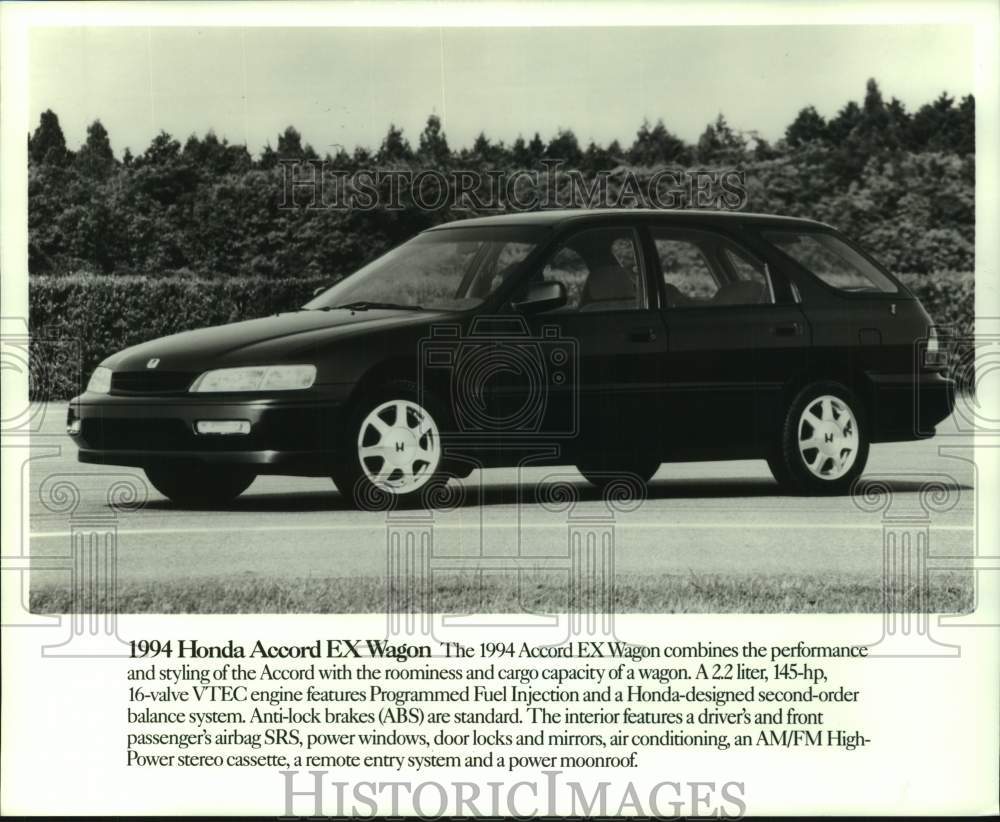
[[68, 391, 348, 476]]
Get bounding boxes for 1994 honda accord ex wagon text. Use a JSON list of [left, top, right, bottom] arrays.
[[69, 209, 955, 507]]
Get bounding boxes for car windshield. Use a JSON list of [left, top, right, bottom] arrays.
[[761, 229, 899, 293], [305, 226, 547, 311]]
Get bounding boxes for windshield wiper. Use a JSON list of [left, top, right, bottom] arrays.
[[325, 301, 425, 312]]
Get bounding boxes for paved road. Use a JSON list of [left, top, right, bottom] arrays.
[[22, 402, 975, 582]]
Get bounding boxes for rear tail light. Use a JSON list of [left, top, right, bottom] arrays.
[[923, 326, 948, 369]]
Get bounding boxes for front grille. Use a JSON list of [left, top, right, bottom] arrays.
[[110, 371, 196, 395]]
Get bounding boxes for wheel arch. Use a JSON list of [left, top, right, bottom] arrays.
[[345, 355, 455, 410], [344, 356, 416, 411], [768, 367, 873, 494], [777, 365, 876, 429]]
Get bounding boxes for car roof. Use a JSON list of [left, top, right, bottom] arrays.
[[425, 208, 833, 231]]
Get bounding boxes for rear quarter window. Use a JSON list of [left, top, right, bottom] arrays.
[[762, 229, 898, 294]]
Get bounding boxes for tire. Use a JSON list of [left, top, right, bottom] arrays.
[[332, 380, 448, 508], [765, 452, 793, 488], [577, 460, 659, 489], [145, 465, 255, 507], [769, 381, 869, 495]]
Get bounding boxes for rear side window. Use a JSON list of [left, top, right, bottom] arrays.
[[762, 230, 898, 294], [652, 227, 773, 307]]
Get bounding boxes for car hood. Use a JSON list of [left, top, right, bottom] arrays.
[[103, 308, 451, 372]]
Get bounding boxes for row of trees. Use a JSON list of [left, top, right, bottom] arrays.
[[28, 79, 974, 277]]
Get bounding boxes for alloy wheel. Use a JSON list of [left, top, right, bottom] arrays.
[[797, 394, 859, 480], [357, 399, 441, 494]]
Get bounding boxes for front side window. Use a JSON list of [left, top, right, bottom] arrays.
[[534, 226, 647, 312], [761, 229, 898, 293], [652, 228, 773, 307], [305, 227, 545, 311]]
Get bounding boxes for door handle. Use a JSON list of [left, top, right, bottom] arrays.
[[771, 322, 802, 337], [629, 327, 658, 343]]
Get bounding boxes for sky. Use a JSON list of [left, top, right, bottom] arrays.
[[29, 25, 973, 158]]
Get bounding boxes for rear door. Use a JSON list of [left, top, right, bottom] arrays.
[[647, 225, 810, 458]]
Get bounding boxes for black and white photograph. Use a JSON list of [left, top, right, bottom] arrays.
[[22, 21, 978, 615], [2, 1, 998, 817]]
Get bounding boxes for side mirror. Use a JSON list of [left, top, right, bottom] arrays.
[[511, 281, 567, 314]]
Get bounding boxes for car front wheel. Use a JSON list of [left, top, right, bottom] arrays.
[[145, 465, 255, 507], [332, 381, 447, 507], [768, 381, 869, 495]]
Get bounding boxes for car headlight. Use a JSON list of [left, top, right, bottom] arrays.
[[86, 366, 112, 394], [189, 365, 317, 393]]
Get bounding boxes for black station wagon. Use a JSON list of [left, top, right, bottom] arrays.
[[69, 209, 954, 506]]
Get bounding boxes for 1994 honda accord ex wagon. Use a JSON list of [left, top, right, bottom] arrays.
[[69, 209, 955, 507]]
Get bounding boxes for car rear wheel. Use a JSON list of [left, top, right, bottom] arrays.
[[145, 465, 255, 507], [332, 381, 447, 507], [769, 381, 869, 495]]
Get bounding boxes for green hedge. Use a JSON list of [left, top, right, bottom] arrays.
[[29, 274, 330, 400], [898, 272, 974, 334], [28, 272, 974, 400]]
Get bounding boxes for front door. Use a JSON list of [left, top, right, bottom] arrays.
[[498, 223, 670, 465]]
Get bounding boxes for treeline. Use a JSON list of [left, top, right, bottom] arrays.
[[28, 79, 974, 278]]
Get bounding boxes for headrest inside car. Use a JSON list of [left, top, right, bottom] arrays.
[[583, 265, 635, 303], [713, 281, 765, 305]]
